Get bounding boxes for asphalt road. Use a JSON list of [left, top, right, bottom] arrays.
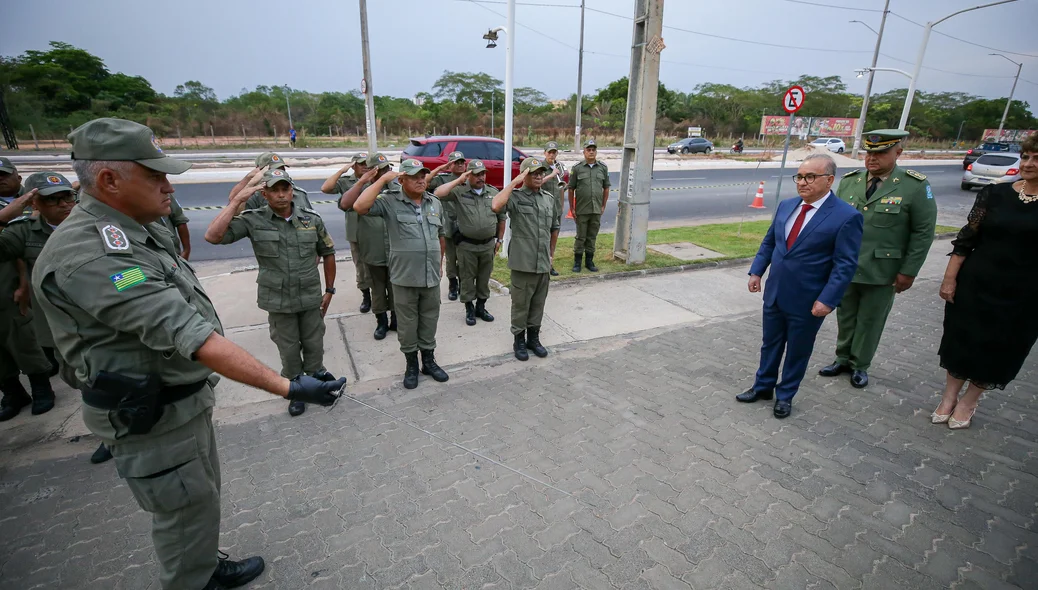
[[176, 165, 970, 262]]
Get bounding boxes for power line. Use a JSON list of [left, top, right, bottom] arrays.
[[453, 0, 580, 6], [889, 12, 1038, 59], [778, 0, 883, 12]]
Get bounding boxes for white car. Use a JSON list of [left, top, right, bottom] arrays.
[[961, 153, 1022, 190], [810, 137, 846, 153]]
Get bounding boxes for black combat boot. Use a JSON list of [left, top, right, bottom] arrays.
[[526, 327, 548, 358], [288, 399, 306, 417], [28, 373, 55, 415], [211, 553, 265, 588], [359, 289, 372, 313], [550, 266, 559, 277], [572, 252, 582, 273], [0, 377, 31, 422], [388, 310, 398, 332], [464, 302, 477, 326], [448, 277, 459, 301], [513, 331, 529, 361], [585, 252, 599, 272], [475, 298, 494, 322], [90, 443, 113, 464], [374, 312, 389, 340], [420, 350, 449, 382], [403, 352, 420, 389]]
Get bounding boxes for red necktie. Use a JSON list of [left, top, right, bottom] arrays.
[[786, 203, 813, 250]]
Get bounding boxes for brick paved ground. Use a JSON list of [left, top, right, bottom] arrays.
[[2, 274, 1036, 589]]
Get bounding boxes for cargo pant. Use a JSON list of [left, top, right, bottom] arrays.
[[110, 404, 220, 590], [458, 242, 495, 303], [834, 283, 896, 372], [392, 284, 440, 353], [510, 270, 550, 335], [350, 241, 371, 291], [368, 264, 396, 315], [444, 240, 459, 281], [0, 308, 53, 381], [573, 213, 602, 256], [268, 308, 326, 378]]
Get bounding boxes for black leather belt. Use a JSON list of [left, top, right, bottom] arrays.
[[81, 380, 207, 410], [458, 233, 496, 245]]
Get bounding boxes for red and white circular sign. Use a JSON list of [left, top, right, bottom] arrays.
[[783, 85, 805, 114], [361, 78, 368, 94]]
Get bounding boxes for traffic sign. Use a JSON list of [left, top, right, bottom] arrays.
[[361, 78, 368, 94], [783, 85, 805, 114]]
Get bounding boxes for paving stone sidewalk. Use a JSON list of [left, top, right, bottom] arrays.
[[1, 275, 1036, 590]]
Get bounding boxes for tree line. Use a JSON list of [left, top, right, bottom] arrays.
[[2, 42, 1035, 146]]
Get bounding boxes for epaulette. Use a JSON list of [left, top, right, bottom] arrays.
[[300, 207, 322, 217], [239, 207, 266, 214], [6, 215, 32, 226], [843, 169, 863, 177], [95, 218, 133, 255], [905, 169, 927, 181]]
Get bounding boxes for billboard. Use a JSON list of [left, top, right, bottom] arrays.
[[982, 129, 1035, 142], [760, 116, 859, 138]]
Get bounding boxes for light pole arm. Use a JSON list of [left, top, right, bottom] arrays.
[[866, 67, 913, 79], [933, 0, 1016, 26]]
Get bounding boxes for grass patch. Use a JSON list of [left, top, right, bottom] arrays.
[[936, 224, 959, 234]]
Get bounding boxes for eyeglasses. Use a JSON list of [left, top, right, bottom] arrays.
[[40, 194, 77, 205], [528, 171, 546, 178], [792, 173, 834, 184]]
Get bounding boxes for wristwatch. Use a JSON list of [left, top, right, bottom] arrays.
[[325, 287, 336, 295]]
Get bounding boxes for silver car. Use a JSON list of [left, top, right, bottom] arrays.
[[961, 153, 1022, 190]]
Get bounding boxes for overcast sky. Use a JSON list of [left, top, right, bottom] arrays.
[[4, 0, 1038, 118]]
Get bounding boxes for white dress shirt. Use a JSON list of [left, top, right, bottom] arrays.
[[784, 191, 831, 242]]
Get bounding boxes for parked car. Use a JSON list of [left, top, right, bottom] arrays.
[[962, 141, 1021, 169], [667, 137, 713, 155], [401, 136, 538, 189], [961, 153, 1022, 190], [810, 137, 846, 153]]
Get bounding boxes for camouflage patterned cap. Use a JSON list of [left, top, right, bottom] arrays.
[[262, 168, 293, 187], [24, 171, 75, 196], [519, 157, 549, 174], [467, 160, 487, 174], [399, 159, 431, 176], [69, 118, 191, 174], [0, 156, 16, 174], [447, 151, 465, 163], [256, 152, 288, 169]]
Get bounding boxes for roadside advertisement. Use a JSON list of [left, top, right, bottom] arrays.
[[982, 129, 1035, 142], [687, 126, 702, 137], [760, 116, 859, 137]]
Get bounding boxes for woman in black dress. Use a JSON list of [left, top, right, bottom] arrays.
[[934, 135, 1038, 429]]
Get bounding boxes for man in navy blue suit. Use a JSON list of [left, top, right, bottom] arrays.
[[738, 154, 864, 418]]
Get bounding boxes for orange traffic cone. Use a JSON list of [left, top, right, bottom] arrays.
[[566, 209, 574, 219], [749, 181, 766, 209]]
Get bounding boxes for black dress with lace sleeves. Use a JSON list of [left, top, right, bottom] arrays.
[[939, 183, 1038, 390]]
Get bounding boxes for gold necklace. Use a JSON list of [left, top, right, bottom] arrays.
[[1018, 181, 1038, 204]]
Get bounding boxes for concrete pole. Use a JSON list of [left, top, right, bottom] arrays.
[[574, 0, 586, 151], [359, 0, 378, 153], [995, 58, 1023, 139], [613, 0, 665, 265], [850, 0, 890, 159], [285, 86, 293, 131], [503, 1, 515, 188]]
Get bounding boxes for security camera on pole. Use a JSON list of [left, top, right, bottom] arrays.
[[773, 85, 805, 206]]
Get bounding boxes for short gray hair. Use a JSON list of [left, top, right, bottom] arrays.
[[72, 160, 135, 191], [803, 153, 837, 176]]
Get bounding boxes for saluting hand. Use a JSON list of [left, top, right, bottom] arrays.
[[512, 170, 529, 186], [359, 167, 379, 183], [381, 171, 401, 184]]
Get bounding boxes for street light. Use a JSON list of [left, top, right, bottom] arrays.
[[857, 66, 913, 80], [848, 2, 889, 159], [899, 0, 1018, 130], [990, 53, 1023, 140], [849, 19, 878, 35], [284, 85, 293, 132], [484, 0, 516, 256]]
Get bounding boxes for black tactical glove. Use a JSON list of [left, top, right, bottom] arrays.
[[288, 375, 346, 406]]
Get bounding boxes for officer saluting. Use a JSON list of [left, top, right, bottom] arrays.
[[819, 129, 937, 388], [427, 151, 466, 301], [241, 152, 313, 211], [31, 118, 344, 590]]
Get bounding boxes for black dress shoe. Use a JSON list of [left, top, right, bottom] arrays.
[[735, 388, 774, 403], [851, 370, 869, 389], [773, 400, 792, 419], [288, 400, 306, 417], [818, 362, 851, 377], [90, 443, 113, 464], [549, 266, 559, 277], [211, 554, 265, 588]]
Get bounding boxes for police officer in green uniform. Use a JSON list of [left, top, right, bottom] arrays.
[[427, 151, 466, 300], [568, 139, 611, 272], [543, 142, 566, 276], [206, 168, 339, 417], [355, 159, 449, 389], [32, 118, 344, 590], [241, 151, 313, 211], [159, 194, 191, 259], [818, 129, 937, 388], [340, 153, 397, 339], [432, 159, 505, 325], [321, 153, 372, 312], [492, 158, 560, 361]]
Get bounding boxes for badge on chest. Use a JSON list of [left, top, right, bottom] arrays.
[[880, 196, 902, 205]]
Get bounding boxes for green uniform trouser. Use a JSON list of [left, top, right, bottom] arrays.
[[573, 214, 602, 256], [0, 309, 52, 381], [835, 283, 896, 372], [110, 405, 220, 590], [368, 264, 395, 315], [392, 284, 440, 353], [510, 270, 550, 335], [268, 308, 326, 378], [350, 241, 371, 291], [444, 240, 459, 280], [458, 243, 495, 303]]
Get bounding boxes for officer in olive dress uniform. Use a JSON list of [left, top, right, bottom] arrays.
[[339, 153, 397, 339], [818, 129, 937, 388], [427, 151, 466, 301], [354, 159, 449, 390], [32, 118, 344, 590], [322, 153, 371, 312], [432, 159, 505, 325], [492, 158, 561, 361], [543, 142, 566, 276], [568, 139, 611, 272], [242, 151, 313, 211], [206, 168, 339, 417]]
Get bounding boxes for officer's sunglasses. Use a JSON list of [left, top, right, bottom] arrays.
[[792, 173, 834, 184], [39, 193, 77, 205]]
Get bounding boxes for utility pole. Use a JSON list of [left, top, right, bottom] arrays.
[[503, 1, 515, 187], [284, 86, 293, 131], [955, 119, 966, 146], [574, 0, 586, 151], [991, 53, 1023, 139], [850, 0, 890, 159], [359, 0, 378, 153], [613, 0, 665, 265]]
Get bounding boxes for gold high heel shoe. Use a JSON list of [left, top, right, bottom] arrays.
[[948, 407, 976, 430], [931, 406, 952, 424]]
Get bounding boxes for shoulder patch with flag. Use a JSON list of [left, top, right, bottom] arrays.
[[110, 266, 147, 291]]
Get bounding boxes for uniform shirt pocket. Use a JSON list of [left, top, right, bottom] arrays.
[[252, 229, 280, 257], [296, 228, 319, 257], [395, 213, 424, 240], [870, 204, 901, 228]]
